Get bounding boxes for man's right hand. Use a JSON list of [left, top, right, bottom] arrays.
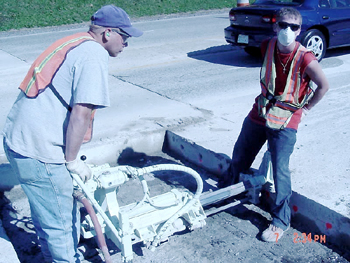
[[66, 159, 92, 183]]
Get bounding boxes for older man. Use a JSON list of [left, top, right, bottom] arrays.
[[3, 5, 142, 262]]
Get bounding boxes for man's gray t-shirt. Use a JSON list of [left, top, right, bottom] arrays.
[[3, 40, 110, 163]]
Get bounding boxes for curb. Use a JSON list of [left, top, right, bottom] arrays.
[[162, 130, 232, 176], [290, 192, 350, 248], [163, 130, 350, 254], [79, 131, 167, 166]]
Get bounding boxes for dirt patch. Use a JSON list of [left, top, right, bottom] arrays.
[[1, 150, 349, 262]]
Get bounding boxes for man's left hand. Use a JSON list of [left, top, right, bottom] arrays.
[[66, 159, 92, 183]]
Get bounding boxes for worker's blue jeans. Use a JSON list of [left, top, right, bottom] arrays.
[[3, 139, 80, 263], [231, 117, 296, 231]]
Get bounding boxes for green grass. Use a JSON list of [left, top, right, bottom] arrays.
[[0, 0, 235, 32]]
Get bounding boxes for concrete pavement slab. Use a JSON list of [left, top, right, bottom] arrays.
[[0, 10, 349, 262]]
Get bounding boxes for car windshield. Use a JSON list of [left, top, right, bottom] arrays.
[[254, 0, 304, 4]]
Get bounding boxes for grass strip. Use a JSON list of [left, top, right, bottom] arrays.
[[0, 0, 235, 31]]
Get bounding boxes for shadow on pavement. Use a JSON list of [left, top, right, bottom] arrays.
[[0, 191, 44, 262], [324, 46, 350, 60], [187, 45, 262, 68], [187, 44, 350, 69]]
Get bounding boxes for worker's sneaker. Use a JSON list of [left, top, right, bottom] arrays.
[[261, 224, 289, 242]]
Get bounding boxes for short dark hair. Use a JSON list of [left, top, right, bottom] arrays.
[[277, 7, 302, 24]]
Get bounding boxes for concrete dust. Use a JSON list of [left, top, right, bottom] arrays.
[[1, 150, 349, 263]]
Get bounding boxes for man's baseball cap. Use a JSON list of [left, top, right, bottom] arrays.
[[91, 5, 143, 37]]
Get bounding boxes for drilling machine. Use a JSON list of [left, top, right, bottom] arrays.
[[72, 161, 266, 262]]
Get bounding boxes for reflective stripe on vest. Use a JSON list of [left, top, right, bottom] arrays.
[[258, 37, 314, 129], [19, 32, 96, 143], [19, 32, 94, 97]]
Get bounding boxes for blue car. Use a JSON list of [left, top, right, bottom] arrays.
[[224, 0, 350, 60]]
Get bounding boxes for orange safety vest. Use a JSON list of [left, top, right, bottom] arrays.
[[258, 37, 314, 130], [19, 32, 96, 143]]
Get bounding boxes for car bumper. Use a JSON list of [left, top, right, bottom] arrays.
[[224, 26, 275, 48]]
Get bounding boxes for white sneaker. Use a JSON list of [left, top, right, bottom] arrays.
[[261, 224, 289, 242]]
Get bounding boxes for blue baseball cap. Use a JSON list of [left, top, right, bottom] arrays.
[[91, 5, 143, 37]]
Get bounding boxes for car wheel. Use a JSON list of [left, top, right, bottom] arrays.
[[244, 46, 261, 58], [301, 29, 326, 61]]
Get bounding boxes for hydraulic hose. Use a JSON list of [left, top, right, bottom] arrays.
[[71, 173, 122, 250], [136, 164, 203, 199], [134, 164, 203, 249], [74, 191, 112, 263], [73, 164, 204, 258]]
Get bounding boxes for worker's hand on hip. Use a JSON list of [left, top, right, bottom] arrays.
[[66, 159, 92, 183]]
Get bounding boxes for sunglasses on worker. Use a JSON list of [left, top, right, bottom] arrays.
[[111, 28, 130, 44], [277, 21, 301, 32]]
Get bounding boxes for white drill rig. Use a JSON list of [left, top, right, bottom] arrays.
[[72, 162, 266, 262]]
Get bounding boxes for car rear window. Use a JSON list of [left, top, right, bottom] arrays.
[[254, 0, 304, 5]]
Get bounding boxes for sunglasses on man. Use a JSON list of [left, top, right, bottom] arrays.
[[111, 28, 130, 44], [277, 21, 301, 32]]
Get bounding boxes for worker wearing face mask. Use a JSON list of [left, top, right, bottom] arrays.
[[218, 7, 329, 242]]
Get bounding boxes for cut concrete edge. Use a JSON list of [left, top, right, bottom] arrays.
[[163, 130, 350, 253], [290, 192, 350, 249], [1, 129, 349, 258], [72, 131, 166, 166], [162, 130, 232, 176]]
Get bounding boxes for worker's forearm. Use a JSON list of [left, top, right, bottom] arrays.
[[65, 104, 93, 162], [305, 84, 329, 110], [304, 60, 329, 110]]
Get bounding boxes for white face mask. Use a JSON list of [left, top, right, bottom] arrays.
[[278, 27, 296, 47]]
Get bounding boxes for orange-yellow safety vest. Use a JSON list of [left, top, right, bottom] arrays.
[[258, 37, 314, 130], [19, 32, 96, 143]]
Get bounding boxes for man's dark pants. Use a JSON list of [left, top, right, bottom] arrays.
[[222, 117, 296, 230]]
